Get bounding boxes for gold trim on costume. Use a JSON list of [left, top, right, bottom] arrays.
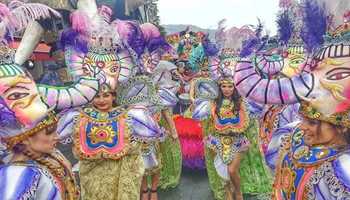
[[4, 112, 58, 149], [299, 101, 350, 128]]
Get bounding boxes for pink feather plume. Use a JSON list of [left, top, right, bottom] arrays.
[[0, 0, 61, 32], [140, 23, 161, 42], [70, 10, 90, 34], [0, 3, 11, 20]]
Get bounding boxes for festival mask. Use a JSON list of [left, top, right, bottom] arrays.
[[281, 47, 307, 77], [0, 63, 48, 128], [303, 56, 350, 116], [141, 50, 161, 73]]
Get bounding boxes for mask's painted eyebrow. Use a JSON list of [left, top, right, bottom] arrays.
[[4, 85, 30, 94], [326, 67, 350, 76], [5, 76, 32, 87]]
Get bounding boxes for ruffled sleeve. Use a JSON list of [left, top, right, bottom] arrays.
[[126, 105, 164, 141], [0, 165, 61, 200], [57, 109, 80, 144]]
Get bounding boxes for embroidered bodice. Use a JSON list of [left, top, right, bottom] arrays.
[[73, 106, 132, 160], [273, 128, 350, 200], [211, 101, 250, 134], [57, 105, 164, 160]]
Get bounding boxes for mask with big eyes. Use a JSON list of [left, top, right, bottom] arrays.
[[306, 57, 350, 115], [82, 48, 134, 89], [0, 73, 48, 128], [282, 54, 306, 77], [220, 57, 238, 71], [141, 51, 161, 73]]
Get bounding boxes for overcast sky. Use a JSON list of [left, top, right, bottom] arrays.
[[158, 0, 280, 34]]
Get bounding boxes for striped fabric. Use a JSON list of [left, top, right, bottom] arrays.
[[0, 165, 61, 200]]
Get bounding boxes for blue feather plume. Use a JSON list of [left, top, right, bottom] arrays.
[[240, 20, 265, 57], [202, 35, 219, 56], [277, 11, 294, 45], [300, 0, 327, 53]]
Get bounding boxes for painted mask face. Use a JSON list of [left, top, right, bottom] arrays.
[[141, 51, 161, 73], [221, 57, 238, 74], [282, 48, 307, 77], [282, 54, 306, 77], [306, 57, 350, 116], [0, 70, 48, 128], [81, 49, 134, 89]]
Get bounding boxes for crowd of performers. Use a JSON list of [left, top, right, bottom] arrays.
[[0, 0, 350, 200]]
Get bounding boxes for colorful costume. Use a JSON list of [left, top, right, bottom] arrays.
[[0, 2, 101, 199], [59, 3, 178, 198], [58, 104, 163, 200], [186, 26, 273, 198], [176, 35, 220, 169], [233, 4, 350, 199], [195, 96, 272, 199], [150, 61, 182, 189]]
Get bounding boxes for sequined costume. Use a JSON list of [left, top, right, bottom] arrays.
[[58, 105, 163, 200], [0, 150, 78, 200], [189, 45, 272, 199], [0, 1, 102, 199], [271, 126, 350, 200], [199, 100, 250, 200], [232, 8, 350, 200]]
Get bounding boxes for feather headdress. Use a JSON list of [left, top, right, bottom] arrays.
[[277, 11, 294, 45], [300, 0, 327, 53], [0, 1, 60, 42]]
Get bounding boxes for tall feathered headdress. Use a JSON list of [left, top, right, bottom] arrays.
[[300, 0, 327, 53], [239, 19, 266, 57], [0, 0, 60, 41], [277, 11, 294, 46]]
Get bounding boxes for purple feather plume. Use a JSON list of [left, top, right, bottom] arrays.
[[300, 0, 327, 53], [277, 11, 293, 45], [240, 20, 265, 57], [147, 36, 172, 53], [115, 20, 146, 57], [240, 37, 259, 57], [58, 29, 88, 53], [0, 98, 17, 128], [202, 35, 219, 56]]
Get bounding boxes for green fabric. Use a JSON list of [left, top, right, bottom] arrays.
[[202, 118, 272, 199], [158, 118, 182, 189], [202, 118, 226, 200], [240, 119, 273, 194]]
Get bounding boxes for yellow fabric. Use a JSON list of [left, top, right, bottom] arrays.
[[79, 153, 144, 200]]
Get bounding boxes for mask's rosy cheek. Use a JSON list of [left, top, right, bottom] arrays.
[[344, 85, 350, 100], [0, 84, 7, 94], [335, 86, 350, 112], [12, 108, 32, 126]]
